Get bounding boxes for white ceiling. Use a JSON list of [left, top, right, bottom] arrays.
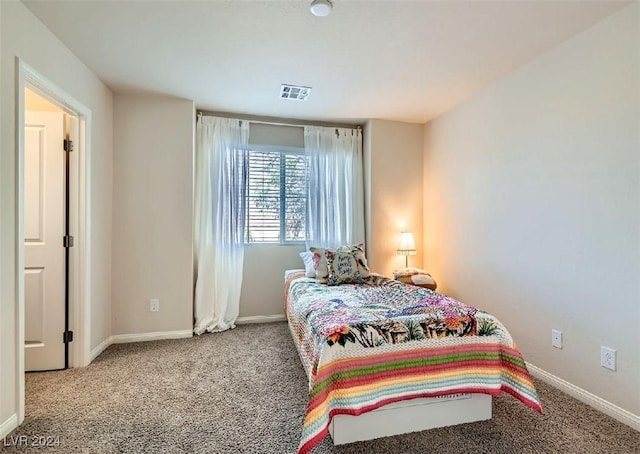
[[24, 0, 627, 124]]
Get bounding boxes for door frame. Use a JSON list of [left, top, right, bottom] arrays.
[[15, 58, 93, 422]]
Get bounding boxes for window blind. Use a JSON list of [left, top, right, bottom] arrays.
[[246, 149, 306, 243]]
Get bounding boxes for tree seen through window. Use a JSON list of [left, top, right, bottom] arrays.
[[246, 149, 306, 243]]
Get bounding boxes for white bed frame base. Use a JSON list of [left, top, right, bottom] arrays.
[[329, 393, 492, 445]]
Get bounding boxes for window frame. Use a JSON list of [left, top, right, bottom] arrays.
[[245, 144, 307, 245]]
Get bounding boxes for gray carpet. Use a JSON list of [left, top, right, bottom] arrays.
[[5, 322, 639, 453]]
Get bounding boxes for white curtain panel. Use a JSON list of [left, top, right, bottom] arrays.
[[304, 126, 365, 250], [194, 116, 249, 334]]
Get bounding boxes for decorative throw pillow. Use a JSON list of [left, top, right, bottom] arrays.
[[342, 243, 370, 278], [310, 243, 370, 283], [309, 247, 329, 282], [325, 249, 364, 286], [393, 267, 437, 291], [299, 252, 316, 278]]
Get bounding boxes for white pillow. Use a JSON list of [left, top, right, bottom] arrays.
[[299, 252, 316, 278], [411, 274, 436, 286]]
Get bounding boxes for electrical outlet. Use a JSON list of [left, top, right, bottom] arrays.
[[149, 298, 160, 312], [551, 329, 562, 349], [601, 346, 616, 371]]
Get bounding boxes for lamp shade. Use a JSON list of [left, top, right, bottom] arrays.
[[397, 231, 416, 256]]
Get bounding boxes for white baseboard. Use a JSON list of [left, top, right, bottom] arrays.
[[89, 320, 284, 362], [88, 320, 285, 363], [236, 314, 286, 324], [110, 330, 193, 344], [89, 336, 113, 363], [526, 362, 640, 431], [0, 414, 18, 440], [89, 330, 193, 362]]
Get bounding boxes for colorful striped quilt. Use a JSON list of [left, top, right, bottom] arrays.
[[284, 270, 543, 454]]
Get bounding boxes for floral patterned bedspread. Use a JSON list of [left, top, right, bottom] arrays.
[[284, 270, 543, 454]]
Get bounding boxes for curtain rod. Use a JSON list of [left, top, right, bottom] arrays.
[[196, 109, 363, 130]]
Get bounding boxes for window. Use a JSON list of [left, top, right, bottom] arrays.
[[245, 147, 307, 243]]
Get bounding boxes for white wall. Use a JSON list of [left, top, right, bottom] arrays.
[[112, 94, 194, 335], [423, 3, 639, 416], [238, 122, 307, 317], [0, 0, 113, 431], [239, 244, 305, 317], [365, 119, 425, 278]]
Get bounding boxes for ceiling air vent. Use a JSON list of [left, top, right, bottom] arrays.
[[280, 84, 311, 101]]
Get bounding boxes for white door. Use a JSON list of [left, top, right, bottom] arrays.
[[24, 111, 66, 371]]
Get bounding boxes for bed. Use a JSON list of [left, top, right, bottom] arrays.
[[285, 269, 543, 454]]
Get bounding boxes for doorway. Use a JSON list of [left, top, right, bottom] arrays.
[[23, 89, 78, 371], [16, 59, 93, 423]]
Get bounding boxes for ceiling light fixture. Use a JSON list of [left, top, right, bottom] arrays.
[[310, 0, 333, 17]]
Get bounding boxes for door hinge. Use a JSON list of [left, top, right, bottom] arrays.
[[63, 235, 74, 248], [62, 331, 74, 343], [63, 138, 74, 152]]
